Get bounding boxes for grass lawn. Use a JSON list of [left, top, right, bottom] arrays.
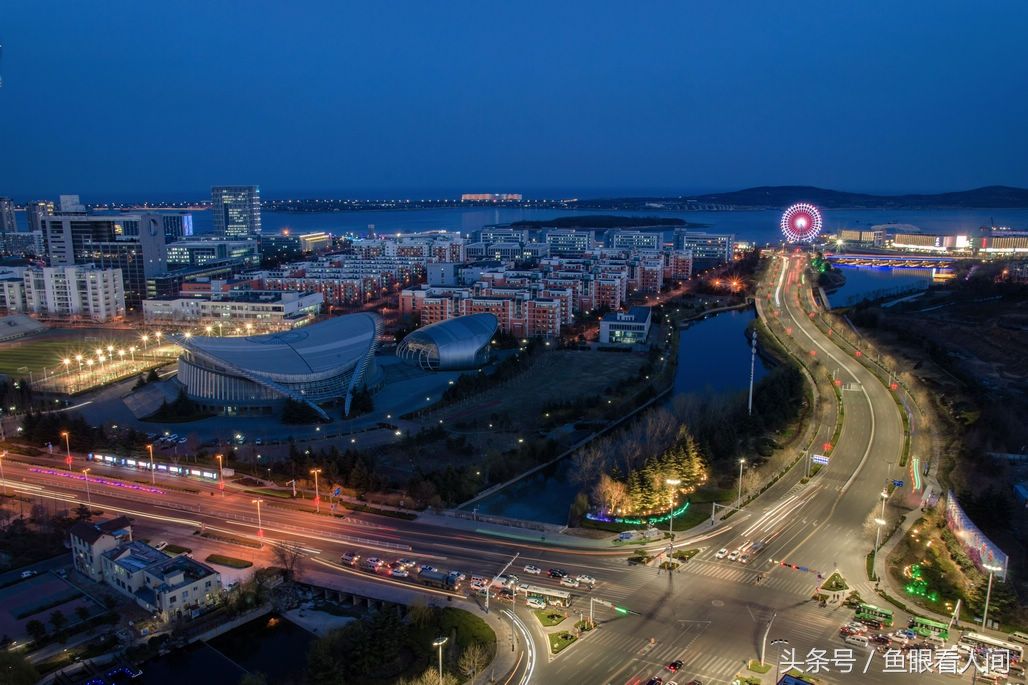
[[822, 571, 848, 592], [533, 609, 566, 627], [548, 630, 577, 654], [748, 660, 772, 673], [205, 554, 253, 569], [163, 544, 192, 555], [672, 548, 699, 561], [0, 340, 94, 376], [244, 488, 294, 499]]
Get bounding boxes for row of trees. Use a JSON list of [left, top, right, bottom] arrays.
[[590, 427, 708, 516]]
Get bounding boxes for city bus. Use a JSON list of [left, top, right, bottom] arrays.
[[959, 632, 1023, 663], [1010, 632, 1028, 646], [516, 584, 571, 607], [855, 603, 894, 627], [910, 617, 949, 641]]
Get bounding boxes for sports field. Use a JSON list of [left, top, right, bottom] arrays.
[[0, 339, 81, 377]]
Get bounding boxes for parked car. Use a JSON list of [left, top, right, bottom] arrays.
[[153, 541, 168, 551], [20, 570, 37, 579], [666, 659, 684, 672]]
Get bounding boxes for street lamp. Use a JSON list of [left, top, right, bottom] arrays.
[[311, 468, 322, 513], [432, 636, 448, 685], [981, 563, 1002, 630], [215, 454, 224, 493], [82, 468, 91, 505], [737, 458, 746, 505], [61, 431, 72, 470], [0, 450, 7, 497], [770, 638, 790, 682], [146, 443, 155, 485], [665, 478, 681, 536], [870, 489, 888, 581], [251, 498, 264, 537]]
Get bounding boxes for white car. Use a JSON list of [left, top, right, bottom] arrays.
[[153, 541, 169, 551], [523, 564, 542, 575], [560, 577, 580, 588], [390, 568, 409, 578], [526, 597, 546, 609], [575, 574, 596, 586], [517, 583, 530, 594], [715, 548, 728, 559], [727, 550, 740, 562]]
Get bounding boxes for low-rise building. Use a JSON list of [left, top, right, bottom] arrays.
[[69, 516, 133, 582], [599, 306, 652, 344], [142, 289, 322, 330]]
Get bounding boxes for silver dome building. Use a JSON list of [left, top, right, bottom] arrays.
[[396, 313, 497, 371], [175, 313, 381, 419]]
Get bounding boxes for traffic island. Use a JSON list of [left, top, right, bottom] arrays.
[[747, 660, 772, 674], [548, 630, 577, 654], [533, 609, 566, 627], [817, 571, 848, 603]]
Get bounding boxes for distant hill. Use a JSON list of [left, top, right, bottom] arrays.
[[688, 185, 1028, 209]]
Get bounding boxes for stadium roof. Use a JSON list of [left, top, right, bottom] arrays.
[[177, 313, 379, 381]]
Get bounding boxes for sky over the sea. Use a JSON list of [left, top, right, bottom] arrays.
[[1, 0, 1027, 198]]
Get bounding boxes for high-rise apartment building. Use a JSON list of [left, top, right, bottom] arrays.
[[0, 265, 126, 322], [0, 198, 15, 253], [41, 213, 168, 310], [211, 186, 261, 238], [25, 200, 55, 232]]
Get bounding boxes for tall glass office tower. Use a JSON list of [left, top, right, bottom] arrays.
[[211, 185, 261, 238]]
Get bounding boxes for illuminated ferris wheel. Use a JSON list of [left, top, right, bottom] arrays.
[[780, 203, 823, 242]]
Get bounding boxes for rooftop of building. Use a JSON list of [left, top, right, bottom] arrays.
[[145, 554, 219, 591], [176, 312, 379, 377], [103, 540, 169, 573], [69, 516, 133, 545], [601, 306, 651, 324]]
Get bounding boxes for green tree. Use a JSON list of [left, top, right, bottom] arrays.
[[49, 610, 68, 642], [75, 605, 90, 624], [24, 620, 46, 643]]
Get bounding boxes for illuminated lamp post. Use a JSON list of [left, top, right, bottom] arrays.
[[665, 478, 681, 536], [737, 458, 746, 505], [215, 454, 224, 494], [147, 443, 155, 485], [251, 498, 264, 537], [82, 468, 92, 505], [0, 449, 7, 496], [432, 636, 448, 685], [981, 563, 1002, 630], [61, 431, 72, 470], [311, 468, 322, 513]]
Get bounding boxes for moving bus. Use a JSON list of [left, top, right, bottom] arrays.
[[910, 617, 949, 640], [855, 603, 894, 627], [959, 632, 1023, 663], [1010, 632, 1028, 646], [516, 584, 571, 607]]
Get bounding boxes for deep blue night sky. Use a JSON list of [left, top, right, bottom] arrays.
[[1, 1, 1027, 199]]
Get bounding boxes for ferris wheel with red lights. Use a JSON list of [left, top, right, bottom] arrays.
[[780, 203, 823, 242]]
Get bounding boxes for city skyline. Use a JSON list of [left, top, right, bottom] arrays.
[[2, 2, 1028, 197]]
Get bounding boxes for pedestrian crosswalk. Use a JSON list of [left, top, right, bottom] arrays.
[[678, 558, 820, 598]]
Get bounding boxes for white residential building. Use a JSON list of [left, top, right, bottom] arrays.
[[0, 265, 126, 321]]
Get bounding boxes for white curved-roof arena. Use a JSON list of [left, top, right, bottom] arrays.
[[176, 313, 382, 419]]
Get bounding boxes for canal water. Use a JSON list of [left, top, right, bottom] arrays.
[[827, 266, 933, 308], [138, 613, 313, 684], [473, 308, 767, 524]]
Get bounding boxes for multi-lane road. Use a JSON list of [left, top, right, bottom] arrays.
[[0, 253, 960, 684]]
